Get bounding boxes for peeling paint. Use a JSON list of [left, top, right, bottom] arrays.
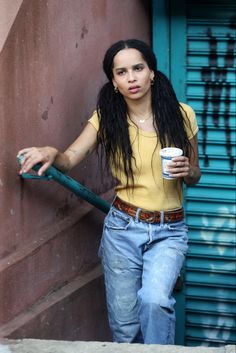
[[41, 96, 54, 120], [81, 24, 88, 39], [9, 209, 15, 216], [41, 110, 48, 120]]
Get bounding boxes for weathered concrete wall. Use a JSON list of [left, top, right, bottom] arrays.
[[0, 0, 151, 340]]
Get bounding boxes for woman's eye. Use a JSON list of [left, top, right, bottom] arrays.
[[135, 66, 143, 71], [117, 70, 125, 76]]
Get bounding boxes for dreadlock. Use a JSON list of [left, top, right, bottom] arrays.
[[96, 39, 192, 187]]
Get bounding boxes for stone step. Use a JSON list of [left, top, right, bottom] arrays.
[[0, 339, 235, 353]]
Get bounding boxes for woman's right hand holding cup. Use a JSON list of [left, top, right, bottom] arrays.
[[17, 146, 58, 176]]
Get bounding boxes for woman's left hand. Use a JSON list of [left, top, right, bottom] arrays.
[[167, 135, 201, 185], [166, 156, 192, 179]]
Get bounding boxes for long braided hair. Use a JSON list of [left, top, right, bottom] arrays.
[[96, 39, 192, 186]]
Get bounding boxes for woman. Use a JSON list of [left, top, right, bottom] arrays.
[[18, 39, 201, 344]]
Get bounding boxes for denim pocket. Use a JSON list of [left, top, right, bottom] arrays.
[[166, 220, 188, 255], [105, 208, 131, 230], [167, 220, 188, 232]]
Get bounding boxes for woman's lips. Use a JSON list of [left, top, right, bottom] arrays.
[[128, 86, 140, 94]]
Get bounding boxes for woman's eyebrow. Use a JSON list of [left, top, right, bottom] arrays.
[[133, 63, 144, 67], [114, 63, 144, 71], [114, 67, 126, 71]]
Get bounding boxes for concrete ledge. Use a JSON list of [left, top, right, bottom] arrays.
[[0, 339, 235, 353]]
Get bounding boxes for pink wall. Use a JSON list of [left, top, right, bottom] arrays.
[[0, 0, 151, 339]]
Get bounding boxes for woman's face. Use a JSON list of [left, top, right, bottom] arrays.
[[112, 48, 154, 102]]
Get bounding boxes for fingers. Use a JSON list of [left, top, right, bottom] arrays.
[[17, 147, 49, 175], [166, 156, 190, 178], [17, 148, 32, 158], [20, 155, 38, 175], [38, 161, 51, 176], [171, 156, 188, 163]]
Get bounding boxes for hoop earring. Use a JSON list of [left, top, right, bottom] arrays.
[[150, 79, 155, 86], [114, 86, 119, 93]]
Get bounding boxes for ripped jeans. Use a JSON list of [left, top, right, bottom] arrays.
[[99, 205, 188, 344]]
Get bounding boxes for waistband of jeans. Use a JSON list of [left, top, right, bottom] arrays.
[[113, 196, 184, 224]]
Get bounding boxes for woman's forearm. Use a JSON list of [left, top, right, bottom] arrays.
[[53, 150, 71, 173], [183, 165, 201, 186]]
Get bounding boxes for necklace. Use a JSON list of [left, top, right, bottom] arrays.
[[131, 114, 152, 124], [138, 115, 152, 123]]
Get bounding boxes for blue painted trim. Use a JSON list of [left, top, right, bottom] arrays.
[[152, 0, 187, 98], [152, 1, 187, 346], [152, 0, 170, 77], [170, 0, 187, 102], [169, 2, 187, 345]]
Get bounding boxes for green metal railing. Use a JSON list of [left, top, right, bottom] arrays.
[[18, 155, 110, 214]]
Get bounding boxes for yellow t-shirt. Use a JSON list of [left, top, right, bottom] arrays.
[[88, 103, 198, 211]]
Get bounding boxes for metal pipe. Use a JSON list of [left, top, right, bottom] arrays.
[[18, 156, 111, 214]]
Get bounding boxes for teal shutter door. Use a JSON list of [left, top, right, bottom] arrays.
[[152, 0, 236, 346], [185, 0, 236, 346]]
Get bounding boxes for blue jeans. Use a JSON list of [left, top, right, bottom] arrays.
[[99, 205, 188, 344]]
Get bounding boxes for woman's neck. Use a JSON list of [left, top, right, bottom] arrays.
[[125, 96, 152, 119], [125, 94, 155, 131]]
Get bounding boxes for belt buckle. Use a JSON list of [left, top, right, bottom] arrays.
[[144, 211, 156, 223]]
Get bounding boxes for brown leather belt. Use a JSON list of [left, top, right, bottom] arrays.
[[113, 196, 184, 224]]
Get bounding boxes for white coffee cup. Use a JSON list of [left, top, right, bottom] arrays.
[[160, 147, 183, 180]]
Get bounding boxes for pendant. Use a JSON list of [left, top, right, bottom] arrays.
[[139, 119, 145, 123]]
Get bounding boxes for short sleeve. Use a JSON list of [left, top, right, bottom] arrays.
[[180, 102, 199, 140], [88, 110, 100, 131]]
